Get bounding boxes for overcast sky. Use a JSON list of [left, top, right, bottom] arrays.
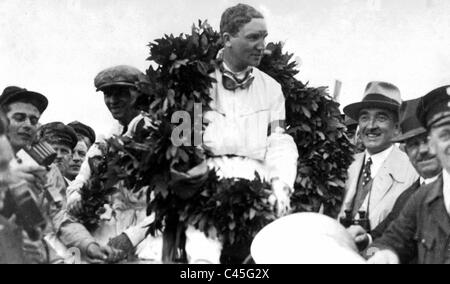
[[1, 0, 450, 137]]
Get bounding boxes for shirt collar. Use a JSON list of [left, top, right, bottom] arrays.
[[364, 145, 394, 177], [421, 175, 440, 185], [222, 61, 252, 80]]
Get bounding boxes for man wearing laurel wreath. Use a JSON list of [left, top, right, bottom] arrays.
[[182, 3, 299, 264]]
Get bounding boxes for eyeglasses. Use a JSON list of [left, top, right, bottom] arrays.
[[219, 63, 255, 91]]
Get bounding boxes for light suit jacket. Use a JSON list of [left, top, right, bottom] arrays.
[[339, 146, 419, 229]]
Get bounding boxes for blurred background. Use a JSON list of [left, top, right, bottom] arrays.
[[1, 0, 449, 136]]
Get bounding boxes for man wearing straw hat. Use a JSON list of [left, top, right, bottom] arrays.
[[340, 82, 418, 231], [348, 98, 442, 251]]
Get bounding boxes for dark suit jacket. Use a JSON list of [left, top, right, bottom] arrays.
[[371, 179, 421, 240], [371, 175, 450, 264]]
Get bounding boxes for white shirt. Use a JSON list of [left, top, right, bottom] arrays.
[[441, 170, 450, 215], [364, 145, 394, 178], [203, 66, 299, 187]]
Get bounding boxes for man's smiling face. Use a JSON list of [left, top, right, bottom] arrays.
[[5, 102, 41, 152], [358, 108, 399, 155]]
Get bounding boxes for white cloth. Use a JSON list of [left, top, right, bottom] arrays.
[[441, 170, 450, 215], [186, 66, 299, 264], [204, 66, 299, 187], [364, 146, 394, 179]]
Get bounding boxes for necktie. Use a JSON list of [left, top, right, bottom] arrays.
[[362, 158, 373, 186], [352, 157, 373, 216]]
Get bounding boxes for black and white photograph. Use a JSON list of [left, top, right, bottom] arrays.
[[1, 0, 450, 267]]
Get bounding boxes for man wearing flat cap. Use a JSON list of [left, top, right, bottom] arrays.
[[67, 65, 150, 207], [368, 85, 450, 264], [340, 81, 418, 232], [348, 98, 442, 253], [64, 65, 161, 263], [66, 121, 96, 181]]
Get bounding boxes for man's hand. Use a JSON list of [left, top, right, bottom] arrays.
[[67, 192, 84, 216], [269, 179, 292, 217], [367, 249, 400, 264], [86, 243, 126, 264], [2, 164, 46, 187], [347, 225, 370, 250], [22, 229, 47, 264]]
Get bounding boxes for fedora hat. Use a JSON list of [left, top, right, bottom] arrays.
[[392, 98, 426, 143], [344, 81, 402, 121]]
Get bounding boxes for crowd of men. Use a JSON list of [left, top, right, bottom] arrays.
[[1, 3, 450, 264]]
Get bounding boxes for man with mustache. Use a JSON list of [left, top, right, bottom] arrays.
[[340, 82, 418, 233], [184, 3, 299, 264], [368, 85, 450, 264], [348, 98, 442, 250]]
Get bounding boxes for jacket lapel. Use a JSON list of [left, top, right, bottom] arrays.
[[370, 146, 408, 213], [341, 153, 365, 213]]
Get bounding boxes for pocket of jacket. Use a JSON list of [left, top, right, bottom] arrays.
[[416, 233, 436, 264]]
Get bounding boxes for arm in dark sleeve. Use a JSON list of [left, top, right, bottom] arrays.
[[369, 190, 420, 263]]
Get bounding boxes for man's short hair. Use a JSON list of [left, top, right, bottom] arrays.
[[220, 3, 264, 36]]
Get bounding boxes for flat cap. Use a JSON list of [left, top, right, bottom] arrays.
[[38, 122, 78, 150], [417, 85, 450, 129], [68, 121, 96, 145], [0, 86, 48, 114], [94, 65, 147, 91]]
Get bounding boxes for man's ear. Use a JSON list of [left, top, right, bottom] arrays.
[[222, 33, 233, 48]]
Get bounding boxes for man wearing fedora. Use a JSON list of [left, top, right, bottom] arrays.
[[340, 81, 418, 232], [368, 85, 450, 264], [348, 98, 442, 250]]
